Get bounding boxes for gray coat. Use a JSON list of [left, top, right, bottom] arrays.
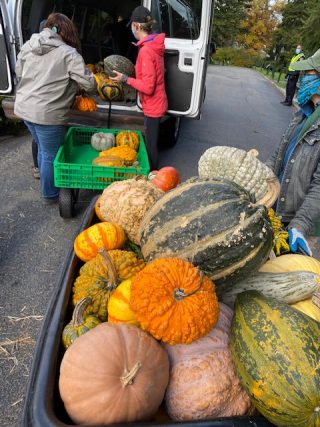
[[14, 29, 96, 125], [266, 109, 320, 236]]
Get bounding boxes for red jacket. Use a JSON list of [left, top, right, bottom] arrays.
[[127, 33, 168, 118]]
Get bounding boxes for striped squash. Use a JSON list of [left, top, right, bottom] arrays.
[[107, 279, 139, 326], [74, 222, 126, 262], [230, 291, 320, 427], [116, 131, 140, 151], [139, 178, 273, 287], [217, 270, 320, 307]]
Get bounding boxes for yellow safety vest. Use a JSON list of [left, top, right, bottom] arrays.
[[288, 53, 304, 71]]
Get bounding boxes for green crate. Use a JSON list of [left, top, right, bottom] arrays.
[[54, 127, 150, 190]]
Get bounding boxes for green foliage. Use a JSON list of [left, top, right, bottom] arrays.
[[0, 97, 24, 136], [301, 0, 320, 55], [212, 0, 251, 47], [212, 47, 261, 68]]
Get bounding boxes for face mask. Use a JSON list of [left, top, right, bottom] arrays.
[[131, 25, 138, 39], [296, 48, 301, 54]]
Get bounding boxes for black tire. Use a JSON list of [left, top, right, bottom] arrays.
[[158, 116, 182, 150], [59, 188, 77, 218]]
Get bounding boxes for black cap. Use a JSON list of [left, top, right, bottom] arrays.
[[127, 6, 152, 26]]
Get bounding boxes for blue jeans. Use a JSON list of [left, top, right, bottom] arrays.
[[24, 121, 66, 199]]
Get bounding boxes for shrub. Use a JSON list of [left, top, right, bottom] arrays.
[[212, 47, 262, 68]]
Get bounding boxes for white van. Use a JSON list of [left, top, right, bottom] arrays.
[[0, 0, 214, 145]]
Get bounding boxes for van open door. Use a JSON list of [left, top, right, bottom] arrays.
[[0, 0, 14, 95], [148, 0, 214, 118]]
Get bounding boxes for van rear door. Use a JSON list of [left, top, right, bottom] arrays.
[[148, 0, 214, 118], [0, 0, 14, 95]]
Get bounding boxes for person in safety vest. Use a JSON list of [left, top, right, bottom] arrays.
[[267, 48, 320, 256], [280, 45, 305, 106]]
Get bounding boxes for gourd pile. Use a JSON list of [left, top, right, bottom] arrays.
[[58, 148, 320, 427]]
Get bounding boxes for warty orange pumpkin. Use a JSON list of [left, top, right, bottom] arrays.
[[130, 257, 220, 345], [74, 222, 126, 262], [73, 95, 97, 112]]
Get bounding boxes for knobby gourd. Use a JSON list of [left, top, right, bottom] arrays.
[[198, 147, 280, 207], [99, 145, 137, 166], [116, 131, 140, 151], [165, 303, 253, 420], [130, 257, 220, 345]]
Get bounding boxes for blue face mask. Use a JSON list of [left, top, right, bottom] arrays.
[[296, 48, 301, 54], [297, 74, 320, 108]]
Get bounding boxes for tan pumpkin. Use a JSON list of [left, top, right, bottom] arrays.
[[99, 176, 163, 244], [74, 222, 126, 262], [116, 131, 140, 151], [108, 279, 139, 326], [165, 303, 253, 420], [73, 95, 97, 112], [259, 253, 320, 275], [291, 291, 320, 322], [59, 323, 169, 425], [130, 257, 220, 345]]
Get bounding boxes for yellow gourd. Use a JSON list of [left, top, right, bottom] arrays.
[[99, 146, 137, 166], [108, 279, 139, 326]]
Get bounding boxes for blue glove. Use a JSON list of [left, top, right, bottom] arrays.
[[288, 228, 312, 256]]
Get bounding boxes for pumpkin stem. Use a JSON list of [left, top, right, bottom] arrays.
[[312, 289, 320, 309], [98, 248, 120, 288], [120, 362, 142, 387], [71, 298, 92, 327], [174, 271, 204, 301]]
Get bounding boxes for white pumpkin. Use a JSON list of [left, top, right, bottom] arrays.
[[91, 132, 115, 151], [198, 146, 280, 207]]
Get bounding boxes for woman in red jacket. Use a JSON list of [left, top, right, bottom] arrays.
[[110, 6, 168, 169]]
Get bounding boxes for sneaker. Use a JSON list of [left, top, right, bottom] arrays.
[[42, 196, 59, 205], [32, 167, 40, 179]]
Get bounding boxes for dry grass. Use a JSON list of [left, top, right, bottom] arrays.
[[0, 336, 34, 373]]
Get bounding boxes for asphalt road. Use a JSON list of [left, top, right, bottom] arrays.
[[0, 65, 294, 426]]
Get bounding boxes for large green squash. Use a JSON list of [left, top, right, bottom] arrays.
[[230, 290, 320, 427], [139, 178, 273, 287], [104, 55, 135, 78]]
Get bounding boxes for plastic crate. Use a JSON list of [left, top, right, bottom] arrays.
[[54, 127, 150, 190]]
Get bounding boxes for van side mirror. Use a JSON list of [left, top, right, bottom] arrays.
[[210, 42, 216, 56]]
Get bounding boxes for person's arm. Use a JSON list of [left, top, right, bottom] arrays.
[[289, 160, 320, 235], [110, 51, 157, 96], [68, 52, 97, 94]]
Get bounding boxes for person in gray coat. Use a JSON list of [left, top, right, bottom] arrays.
[[14, 13, 96, 203], [267, 48, 320, 256]]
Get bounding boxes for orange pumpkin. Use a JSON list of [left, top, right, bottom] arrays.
[[59, 323, 169, 424], [74, 222, 126, 262], [148, 166, 181, 192], [116, 131, 140, 151], [73, 95, 97, 112], [130, 258, 220, 345], [86, 63, 96, 73]]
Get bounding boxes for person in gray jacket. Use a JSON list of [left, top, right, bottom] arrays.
[[14, 13, 96, 203], [267, 48, 320, 256]]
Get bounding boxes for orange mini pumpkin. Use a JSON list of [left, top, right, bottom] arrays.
[[73, 95, 97, 112], [130, 258, 220, 345], [74, 222, 126, 262]]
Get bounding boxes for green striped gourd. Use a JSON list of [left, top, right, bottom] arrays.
[[217, 270, 320, 308], [139, 178, 273, 287], [230, 291, 320, 427]]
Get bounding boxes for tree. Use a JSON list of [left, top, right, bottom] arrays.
[[301, 0, 320, 55], [211, 0, 251, 47], [237, 0, 283, 52]]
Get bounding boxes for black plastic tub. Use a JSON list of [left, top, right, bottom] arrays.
[[21, 196, 274, 427]]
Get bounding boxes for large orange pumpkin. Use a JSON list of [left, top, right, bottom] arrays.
[[74, 222, 126, 262], [59, 323, 169, 425], [130, 258, 220, 345]]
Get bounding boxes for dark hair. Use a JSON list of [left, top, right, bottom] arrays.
[[45, 13, 81, 53], [135, 16, 155, 34]]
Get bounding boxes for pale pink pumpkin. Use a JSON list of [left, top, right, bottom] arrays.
[[59, 323, 169, 424], [165, 303, 253, 420]]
